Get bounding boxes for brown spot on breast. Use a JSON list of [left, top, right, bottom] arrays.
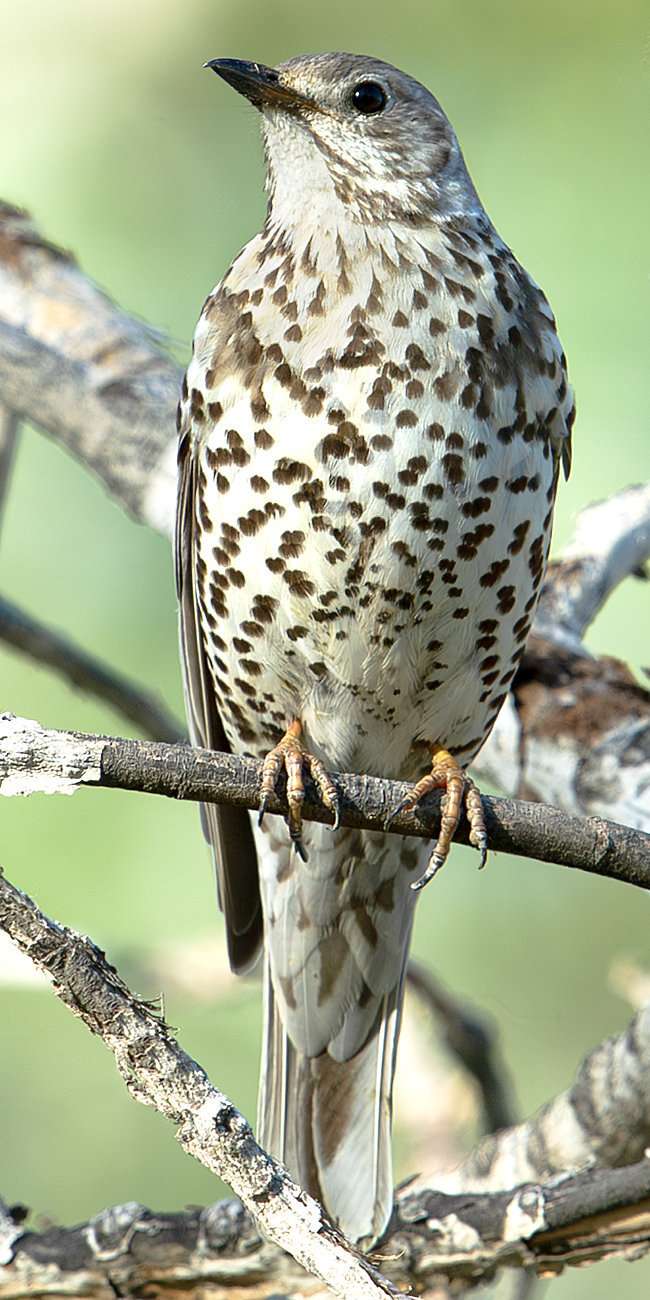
[[279, 530, 305, 559], [370, 434, 394, 451], [497, 584, 517, 614], [238, 508, 268, 537], [480, 559, 510, 587], [239, 658, 262, 676], [303, 386, 326, 417], [368, 375, 392, 410], [206, 447, 232, 470], [429, 316, 447, 337], [405, 343, 431, 371], [508, 521, 531, 555], [396, 409, 418, 429], [442, 453, 464, 485], [307, 279, 326, 316], [461, 496, 491, 518], [434, 368, 462, 401], [216, 474, 230, 494], [283, 569, 316, 597], [190, 388, 205, 422], [273, 458, 313, 485], [250, 391, 271, 421], [386, 492, 406, 511], [392, 309, 409, 327]]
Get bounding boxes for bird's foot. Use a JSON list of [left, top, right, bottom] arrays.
[[388, 744, 488, 889], [258, 718, 340, 860]]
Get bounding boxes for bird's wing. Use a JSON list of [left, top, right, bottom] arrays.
[[176, 427, 263, 973]]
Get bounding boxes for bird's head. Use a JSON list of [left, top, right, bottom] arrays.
[[206, 53, 482, 230]]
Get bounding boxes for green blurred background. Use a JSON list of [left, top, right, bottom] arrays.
[[1, 0, 649, 1293]]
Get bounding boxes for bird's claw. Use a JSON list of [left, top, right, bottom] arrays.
[[386, 745, 488, 888], [258, 719, 340, 856]]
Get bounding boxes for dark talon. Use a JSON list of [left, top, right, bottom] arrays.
[[411, 853, 444, 892], [386, 797, 409, 831], [293, 837, 308, 863]]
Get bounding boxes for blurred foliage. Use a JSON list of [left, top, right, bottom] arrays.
[[1, 1, 649, 1294]]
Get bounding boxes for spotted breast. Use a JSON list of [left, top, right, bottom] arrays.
[[176, 52, 573, 1246]]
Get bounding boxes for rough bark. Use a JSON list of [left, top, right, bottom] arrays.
[[2, 713, 649, 889], [3, 869, 650, 1297], [0, 870, 400, 1300]]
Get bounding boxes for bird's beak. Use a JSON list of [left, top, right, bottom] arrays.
[[205, 59, 317, 113]]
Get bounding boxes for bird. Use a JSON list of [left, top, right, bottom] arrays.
[[175, 52, 574, 1247]]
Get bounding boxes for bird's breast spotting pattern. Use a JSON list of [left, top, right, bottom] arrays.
[[176, 51, 574, 1246], [181, 217, 571, 775]]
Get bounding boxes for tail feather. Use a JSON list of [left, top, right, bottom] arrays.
[[258, 957, 404, 1246]]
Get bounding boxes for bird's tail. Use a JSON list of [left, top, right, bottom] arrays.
[[257, 955, 404, 1247]]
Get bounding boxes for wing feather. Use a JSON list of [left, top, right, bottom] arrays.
[[176, 429, 263, 973]]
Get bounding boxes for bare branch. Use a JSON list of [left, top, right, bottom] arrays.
[[1, 714, 649, 888], [406, 960, 518, 1133], [474, 484, 650, 823], [0, 596, 186, 744], [3, 870, 650, 1296], [535, 483, 650, 651], [0, 202, 179, 535], [0, 868, 401, 1300], [422, 997, 650, 1198]]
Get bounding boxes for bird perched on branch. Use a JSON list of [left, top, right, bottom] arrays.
[[176, 52, 573, 1246]]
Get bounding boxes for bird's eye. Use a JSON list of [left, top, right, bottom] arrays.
[[351, 81, 388, 115]]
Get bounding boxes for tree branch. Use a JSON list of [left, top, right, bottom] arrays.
[[405, 960, 518, 1133], [0, 868, 401, 1300], [475, 487, 650, 823], [0, 596, 186, 744], [0, 201, 179, 535], [1, 713, 649, 888], [2, 866, 650, 1297]]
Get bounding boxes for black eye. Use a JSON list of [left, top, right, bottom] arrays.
[[351, 81, 388, 115]]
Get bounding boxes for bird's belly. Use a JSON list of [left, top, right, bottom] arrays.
[[196, 425, 554, 778]]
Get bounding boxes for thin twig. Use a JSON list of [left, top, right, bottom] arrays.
[[0, 596, 186, 744], [406, 960, 517, 1132]]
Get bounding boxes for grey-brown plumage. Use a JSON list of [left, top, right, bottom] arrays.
[[176, 52, 573, 1246]]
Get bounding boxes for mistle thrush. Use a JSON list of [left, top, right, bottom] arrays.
[[176, 53, 574, 1246]]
